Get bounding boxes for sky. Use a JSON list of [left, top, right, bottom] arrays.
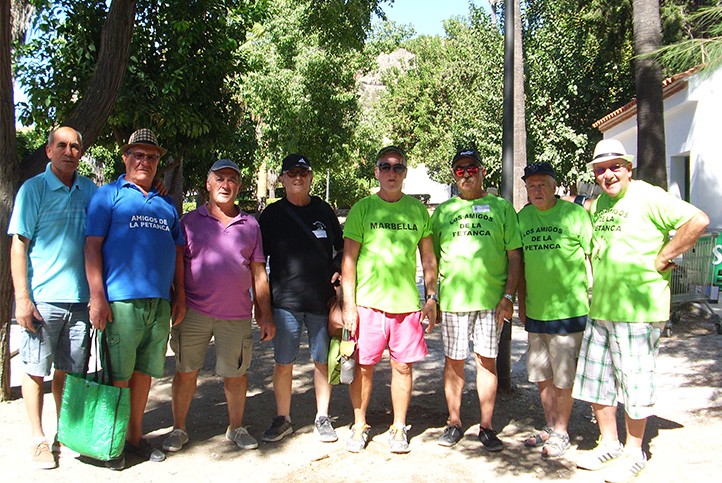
[[379, 0, 486, 37]]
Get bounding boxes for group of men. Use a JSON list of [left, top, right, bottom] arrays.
[[9, 127, 709, 483]]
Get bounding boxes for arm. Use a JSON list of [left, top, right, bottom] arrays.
[[251, 260, 275, 341], [495, 248, 522, 328], [517, 260, 527, 324], [84, 236, 113, 330], [418, 235, 438, 333], [10, 235, 42, 332], [171, 245, 186, 326], [655, 211, 710, 272], [341, 238, 361, 335]]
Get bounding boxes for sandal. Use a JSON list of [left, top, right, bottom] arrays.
[[523, 425, 552, 447], [541, 432, 570, 459]]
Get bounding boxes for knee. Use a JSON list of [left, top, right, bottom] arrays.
[[391, 361, 412, 377]]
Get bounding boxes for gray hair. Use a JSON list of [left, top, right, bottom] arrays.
[[47, 126, 83, 150]]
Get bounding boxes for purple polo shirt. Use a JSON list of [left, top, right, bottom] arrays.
[[181, 205, 266, 319]]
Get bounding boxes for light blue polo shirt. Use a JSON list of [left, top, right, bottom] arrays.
[[86, 175, 184, 302], [7, 162, 98, 303]]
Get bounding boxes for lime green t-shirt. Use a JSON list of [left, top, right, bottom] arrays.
[[589, 180, 700, 322], [343, 194, 431, 313], [431, 194, 522, 312], [518, 199, 592, 321]]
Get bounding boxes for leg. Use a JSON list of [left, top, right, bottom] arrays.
[[349, 363, 374, 427], [171, 371, 199, 431], [592, 403, 619, 442], [313, 361, 331, 417], [23, 374, 46, 438], [443, 357, 465, 427], [476, 354, 497, 429], [272, 363, 294, 417], [390, 360, 413, 428], [552, 386, 574, 435], [225, 376, 248, 430], [537, 379, 555, 428], [51, 370, 67, 420], [125, 371, 152, 446], [624, 414, 646, 451]]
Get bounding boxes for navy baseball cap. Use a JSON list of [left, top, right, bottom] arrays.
[[452, 149, 482, 166], [522, 162, 556, 181], [209, 159, 240, 174]]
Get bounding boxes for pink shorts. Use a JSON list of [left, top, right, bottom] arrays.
[[356, 306, 428, 365]]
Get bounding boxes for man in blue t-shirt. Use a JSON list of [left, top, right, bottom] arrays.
[[85, 128, 185, 470], [8, 126, 96, 469]]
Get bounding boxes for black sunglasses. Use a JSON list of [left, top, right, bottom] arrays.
[[377, 162, 407, 174]]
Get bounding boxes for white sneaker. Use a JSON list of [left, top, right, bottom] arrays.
[[226, 426, 258, 450], [604, 450, 647, 483], [576, 439, 623, 471]]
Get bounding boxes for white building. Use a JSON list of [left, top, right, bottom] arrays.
[[593, 66, 722, 228]]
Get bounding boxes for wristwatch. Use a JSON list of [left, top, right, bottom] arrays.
[[426, 293, 438, 302], [502, 293, 515, 303]]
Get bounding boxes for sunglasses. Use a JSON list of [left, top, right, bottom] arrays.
[[453, 164, 480, 177], [377, 162, 407, 174], [593, 163, 628, 176], [285, 169, 310, 178]]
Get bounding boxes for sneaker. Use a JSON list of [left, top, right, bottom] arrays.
[[226, 426, 259, 450], [314, 416, 338, 443], [576, 439, 624, 471], [105, 455, 126, 471], [125, 439, 166, 462], [437, 425, 463, 447], [162, 428, 189, 452], [603, 450, 647, 483], [31, 441, 57, 469], [262, 416, 293, 443], [388, 425, 411, 454], [345, 424, 370, 453], [478, 427, 504, 452]]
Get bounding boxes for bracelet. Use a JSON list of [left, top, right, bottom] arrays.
[[502, 293, 515, 303], [425, 293, 438, 302]]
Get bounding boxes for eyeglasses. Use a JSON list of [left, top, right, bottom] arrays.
[[128, 151, 160, 162], [453, 164, 480, 177], [593, 163, 628, 176], [377, 162, 407, 174], [285, 169, 310, 178]]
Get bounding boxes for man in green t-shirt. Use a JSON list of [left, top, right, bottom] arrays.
[[430, 149, 522, 452], [517, 162, 592, 459], [573, 139, 709, 482], [341, 146, 438, 454]]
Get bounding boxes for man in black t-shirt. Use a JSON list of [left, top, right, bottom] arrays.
[[258, 154, 343, 444]]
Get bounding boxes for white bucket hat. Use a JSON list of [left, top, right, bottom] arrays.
[[587, 139, 635, 168]]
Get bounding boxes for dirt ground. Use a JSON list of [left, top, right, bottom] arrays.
[[1, 303, 721, 482]]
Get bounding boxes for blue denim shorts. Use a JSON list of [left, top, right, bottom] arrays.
[[20, 302, 90, 377], [272, 307, 329, 365]]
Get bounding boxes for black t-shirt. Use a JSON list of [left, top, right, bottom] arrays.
[[258, 196, 343, 314]]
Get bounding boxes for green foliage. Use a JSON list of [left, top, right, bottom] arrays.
[[15, 127, 46, 162]]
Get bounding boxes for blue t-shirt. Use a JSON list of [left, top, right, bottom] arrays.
[[7, 163, 97, 303], [86, 175, 184, 302]]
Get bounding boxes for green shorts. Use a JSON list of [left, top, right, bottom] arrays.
[[105, 298, 171, 380]]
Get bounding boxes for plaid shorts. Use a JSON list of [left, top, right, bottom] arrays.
[[572, 319, 664, 419], [441, 310, 501, 360]]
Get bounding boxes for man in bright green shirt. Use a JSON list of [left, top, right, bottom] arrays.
[[517, 162, 592, 459], [431, 149, 521, 452], [573, 139, 709, 481], [341, 146, 438, 454]]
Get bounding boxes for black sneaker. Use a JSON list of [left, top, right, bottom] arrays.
[[105, 455, 126, 471], [479, 427, 504, 452], [262, 416, 293, 443], [437, 425, 463, 447], [125, 439, 166, 462]]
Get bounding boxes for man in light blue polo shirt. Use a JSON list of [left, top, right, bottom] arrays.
[[8, 126, 97, 469]]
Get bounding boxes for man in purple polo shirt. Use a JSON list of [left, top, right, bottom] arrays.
[[162, 159, 275, 453]]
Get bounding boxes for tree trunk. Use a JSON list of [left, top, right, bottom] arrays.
[[633, 0, 667, 188], [1, 0, 19, 401], [512, 0, 527, 211], [10, 0, 33, 43], [19, 0, 137, 183]]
